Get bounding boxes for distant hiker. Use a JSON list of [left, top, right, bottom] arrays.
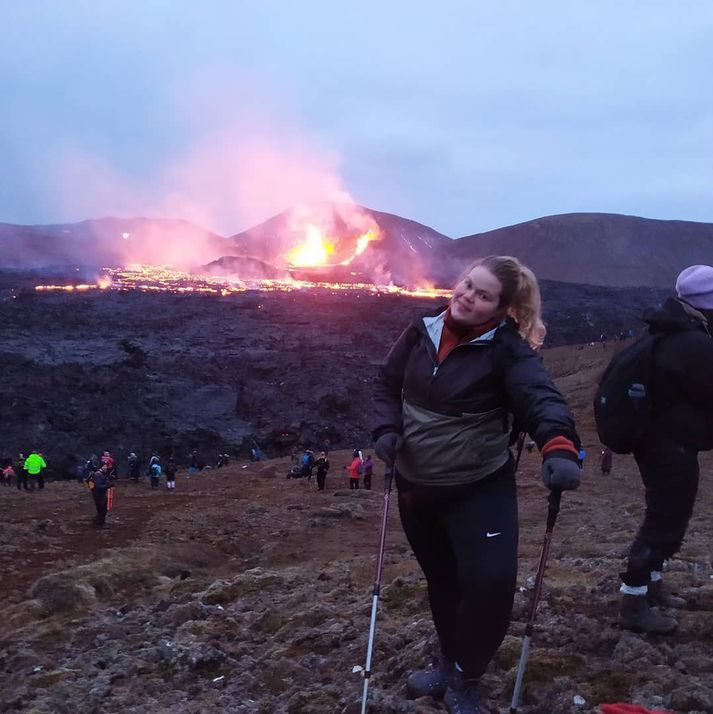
[[323, 438, 332, 454], [86, 463, 115, 528], [346, 453, 362, 490], [250, 447, 262, 461], [16, 453, 28, 491], [24, 451, 47, 490], [600, 333, 607, 349], [2, 463, 15, 487], [149, 461, 162, 489], [373, 256, 581, 711], [101, 450, 115, 474], [217, 453, 226, 468], [188, 450, 199, 476], [128, 452, 141, 482], [612, 265, 713, 634], [290, 446, 298, 462], [577, 446, 586, 469], [600, 447, 613, 476], [165, 459, 177, 491], [301, 449, 315, 479], [314, 452, 330, 491], [362, 454, 374, 490]]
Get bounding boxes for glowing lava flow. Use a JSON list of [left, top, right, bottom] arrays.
[[34, 264, 451, 300]]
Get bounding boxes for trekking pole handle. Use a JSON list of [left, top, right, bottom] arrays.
[[546, 488, 562, 528]]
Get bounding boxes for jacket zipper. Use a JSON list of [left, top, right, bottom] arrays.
[[429, 340, 490, 379]]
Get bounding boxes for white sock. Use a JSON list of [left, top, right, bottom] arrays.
[[620, 583, 648, 596]]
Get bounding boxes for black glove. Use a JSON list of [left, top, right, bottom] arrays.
[[541, 456, 581, 491], [374, 432, 404, 466]]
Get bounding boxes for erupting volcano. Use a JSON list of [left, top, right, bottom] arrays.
[[24, 203, 457, 299]]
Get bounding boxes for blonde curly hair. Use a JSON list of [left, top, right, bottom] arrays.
[[457, 255, 546, 349]]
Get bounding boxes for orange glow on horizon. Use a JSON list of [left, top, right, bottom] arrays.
[[33, 264, 450, 300]]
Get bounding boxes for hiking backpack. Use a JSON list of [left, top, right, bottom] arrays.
[[593, 333, 664, 454]]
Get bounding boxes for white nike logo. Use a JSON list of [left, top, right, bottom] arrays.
[[486, 531, 502, 538]]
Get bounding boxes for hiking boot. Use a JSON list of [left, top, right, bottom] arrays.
[[619, 594, 677, 634], [443, 671, 488, 714], [647, 580, 687, 609], [405, 656, 454, 699]]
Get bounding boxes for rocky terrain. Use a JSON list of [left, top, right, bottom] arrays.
[[1, 343, 712, 714], [0, 273, 667, 473]]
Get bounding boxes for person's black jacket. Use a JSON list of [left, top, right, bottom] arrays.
[[645, 298, 713, 450], [372, 312, 579, 479]]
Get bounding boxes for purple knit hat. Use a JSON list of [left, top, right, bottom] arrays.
[[675, 265, 713, 310]]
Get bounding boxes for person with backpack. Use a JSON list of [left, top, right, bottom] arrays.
[[86, 463, 115, 528], [373, 256, 581, 713], [596, 264, 713, 634], [149, 460, 162, 489], [300, 449, 315, 480]]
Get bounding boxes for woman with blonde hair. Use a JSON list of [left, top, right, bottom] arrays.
[[372, 255, 581, 713]]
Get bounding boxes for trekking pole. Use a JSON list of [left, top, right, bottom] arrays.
[[509, 488, 562, 714], [514, 432, 526, 471], [360, 464, 395, 714]]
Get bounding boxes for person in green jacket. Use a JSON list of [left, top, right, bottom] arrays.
[[24, 451, 47, 490]]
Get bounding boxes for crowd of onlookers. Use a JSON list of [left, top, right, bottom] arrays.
[[1, 450, 47, 490]]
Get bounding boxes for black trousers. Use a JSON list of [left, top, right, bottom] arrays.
[[349, 478, 359, 490], [363, 472, 372, 490], [17, 473, 28, 490], [316, 472, 327, 490], [397, 458, 518, 680], [622, 438, 699, 587], [36, 473, 45, 489], [93, 490, 108, 526]]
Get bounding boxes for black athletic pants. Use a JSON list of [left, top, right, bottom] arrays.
[[622, 437, 699, 587], [93, 489, 108, 526], [397, 457, 518, 680], [316, 472, 326, 490], [17, 473, 28, 490], [349, 478, 359, 490]]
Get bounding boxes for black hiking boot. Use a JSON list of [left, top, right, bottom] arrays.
[[619, 594, 677, 634], [405, 656, 454, 699], [647, 580, 687, 609], [443, 670, 488, 714]]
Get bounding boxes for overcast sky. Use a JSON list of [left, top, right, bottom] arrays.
[[2, 1, 713, 237]]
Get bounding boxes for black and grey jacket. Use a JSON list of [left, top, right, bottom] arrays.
[[372, 310, 579, 486], [645, 298, 713, 451]]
